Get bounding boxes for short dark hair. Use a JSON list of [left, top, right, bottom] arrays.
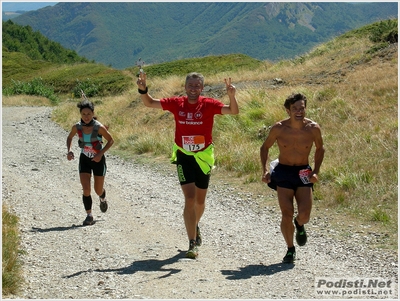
[[284, 93, 307, 110], [186, 72, 204, 85], [77, 99, 94, 112]]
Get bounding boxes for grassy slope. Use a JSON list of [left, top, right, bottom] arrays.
[[2, 22, 398, 251]]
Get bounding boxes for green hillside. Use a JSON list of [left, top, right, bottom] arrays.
[[11, 2, 398, 69], [2, 20, 133, 101], [2, 20, 265, 100]]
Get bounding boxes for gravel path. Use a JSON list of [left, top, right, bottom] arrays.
[[2, 106, 398, 299]]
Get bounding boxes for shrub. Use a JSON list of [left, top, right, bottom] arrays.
[[2, 78, 59, 103], [369, 19, 398, 44]]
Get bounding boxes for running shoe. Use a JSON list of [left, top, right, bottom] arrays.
[[282, 250, 296, 263], [196, 225, 202, 246], [295, 219, 307, 246], [99, 197, 108, 213], [185, 239, 198, 259], [83, 215, 94, 226]]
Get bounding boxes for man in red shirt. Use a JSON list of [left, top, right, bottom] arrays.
[[137, 71, 239, 258]]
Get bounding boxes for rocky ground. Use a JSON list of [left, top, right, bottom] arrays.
[[2, 106, 398, 299]]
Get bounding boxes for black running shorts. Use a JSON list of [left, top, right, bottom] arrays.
[[176, 150, 210, 189], [79, 153, 107, 176], [268, 163, 313, 191]]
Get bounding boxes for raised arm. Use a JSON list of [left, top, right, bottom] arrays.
[[221, 77, 239, 115], [137, 71, 163, 109]]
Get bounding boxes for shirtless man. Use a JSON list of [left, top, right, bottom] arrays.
[[260, 93, 325, 263]]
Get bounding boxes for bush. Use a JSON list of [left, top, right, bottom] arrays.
[[3, 77, 59, 103], [72, 78, 100, 98], [369, 19, 398, 44]]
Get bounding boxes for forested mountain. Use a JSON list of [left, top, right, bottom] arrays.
[[10, 2, 398, 69], [2, 20, 89, 64]]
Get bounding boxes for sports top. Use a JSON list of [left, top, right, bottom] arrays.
[[76, 120, 103, 158], [160, 96, 224, 152]]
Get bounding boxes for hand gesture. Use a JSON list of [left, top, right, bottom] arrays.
[[224, 77, 236, 97], [137, 71, 147, 91]]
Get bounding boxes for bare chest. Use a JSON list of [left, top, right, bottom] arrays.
[[277, 128, 314, 151]]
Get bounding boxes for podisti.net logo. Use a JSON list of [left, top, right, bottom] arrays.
[[315, 277, 396, 298]]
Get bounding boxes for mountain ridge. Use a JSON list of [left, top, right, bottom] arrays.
[[10, 2, 398, 69]]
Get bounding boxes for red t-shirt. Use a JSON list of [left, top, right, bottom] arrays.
[[160, 96, 224, 151]]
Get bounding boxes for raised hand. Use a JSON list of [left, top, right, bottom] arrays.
[[137, 71, 147, 91], [224, 77, 236, 97]]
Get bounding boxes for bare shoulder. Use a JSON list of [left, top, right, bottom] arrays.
[[98, 124, 111, 135], [67, 124, 78, 137], [305, 118, 321, 129], [305, 119, 323, 139], [271, 119, 288, 130]]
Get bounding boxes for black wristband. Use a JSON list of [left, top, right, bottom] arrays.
[[138, 87, 148, 94]]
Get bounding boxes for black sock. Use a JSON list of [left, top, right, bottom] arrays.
[[288, 246, 296, 253], [100, 189, 106, 199], [82, 195, 92, 211]]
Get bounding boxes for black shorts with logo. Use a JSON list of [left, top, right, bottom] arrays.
[[268, 163, 313, 192], [176, 150, 210, 189]]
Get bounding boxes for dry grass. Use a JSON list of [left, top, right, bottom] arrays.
[[2, 95, 54, 106], [165, 40, 394, 248], [2, 204, 23, 297]]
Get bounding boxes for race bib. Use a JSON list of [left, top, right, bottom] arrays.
[[299, 168, 312, 184], [83, 146, 98, 158], [182, 135, 205, 151]]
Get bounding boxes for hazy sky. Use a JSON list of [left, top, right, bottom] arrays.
[[2, 2, 58, 12]]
